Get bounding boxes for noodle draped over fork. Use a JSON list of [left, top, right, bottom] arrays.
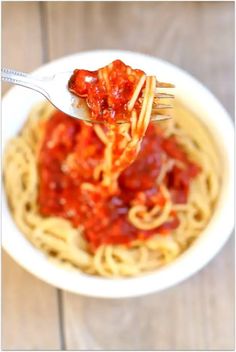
[[101, 76, 157, 191]]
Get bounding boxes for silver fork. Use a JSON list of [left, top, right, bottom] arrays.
[[1, 68, 174, 123]]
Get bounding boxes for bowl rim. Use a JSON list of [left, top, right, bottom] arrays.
[[2, 49, 234, 298]]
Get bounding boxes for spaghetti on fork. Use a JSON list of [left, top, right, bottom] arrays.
[[68, 59, 174, 191]]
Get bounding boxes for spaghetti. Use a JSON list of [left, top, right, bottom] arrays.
[[4, 61, 220, 277]]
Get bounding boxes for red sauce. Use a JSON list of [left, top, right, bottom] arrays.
[[38, 111, 201, 251], [68, 59, 144, 123]]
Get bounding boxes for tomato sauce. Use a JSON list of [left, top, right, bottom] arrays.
[[68, 59, 144, 123], [38, 111, 201, 251]]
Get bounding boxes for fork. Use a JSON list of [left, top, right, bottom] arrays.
[[1, 68, 174, 123]]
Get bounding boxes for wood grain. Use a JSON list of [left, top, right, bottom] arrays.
[[62, 237, 234, 351], [2, 2, 61, 350], [2, 252, 61, 350], [2, 1, 234, 350], [44, 1, 234, 116], [2, 2, 43, 94]]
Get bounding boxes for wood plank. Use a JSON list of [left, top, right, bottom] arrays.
[[199, 1, 235, 116], [2, 2, 61, 350], [2, 253, 61, 350], [45, 1, 234, 116], [2, 2, 43, 94], [62, 238, 234, 350]]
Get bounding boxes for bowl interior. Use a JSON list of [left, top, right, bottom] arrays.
[[2, 50, 234, 298]]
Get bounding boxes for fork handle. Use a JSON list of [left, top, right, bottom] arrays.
[[1, 68, 50, 99]]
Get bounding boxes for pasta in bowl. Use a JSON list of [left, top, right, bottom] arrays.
[[2, 50, 234, 297]]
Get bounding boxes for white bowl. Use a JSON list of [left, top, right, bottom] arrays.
[[2, 50, 234, 298]]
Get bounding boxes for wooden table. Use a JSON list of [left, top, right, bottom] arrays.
[[2, 2, 234, 350]]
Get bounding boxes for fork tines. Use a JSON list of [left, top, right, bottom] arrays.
[[156, 82, 175, 88], [152, 104, 173, 110], [151, 114, 172, 122], [154, 92, 175, 99], [138, 81, 175, 122]]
